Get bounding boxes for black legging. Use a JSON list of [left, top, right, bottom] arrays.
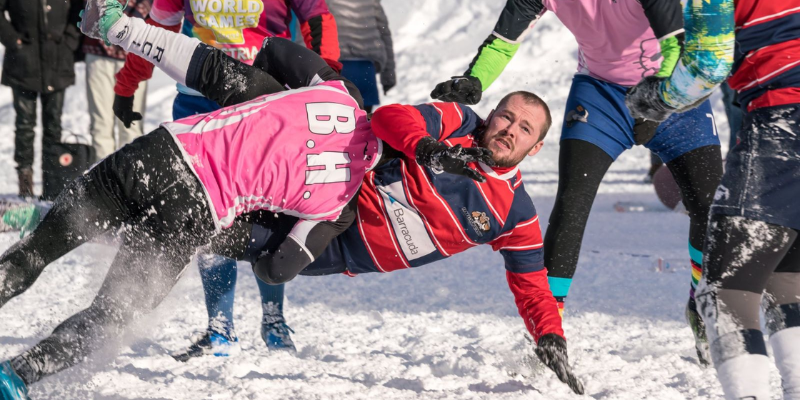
[[544, 139, 723, 301], [0, 130, 217, 385]]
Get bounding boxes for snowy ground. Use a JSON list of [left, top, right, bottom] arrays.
[[0, 1, 779, 399]]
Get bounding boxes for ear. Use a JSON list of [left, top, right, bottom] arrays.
[[484, 109, 495, 125], [527, 141, 545, 157]]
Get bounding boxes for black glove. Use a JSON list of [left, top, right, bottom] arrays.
[[430, 75, 483, 105], [625, 76, 677, 122], [632, 118, 661, 146], [113, 94, 142, 128], [381, 71, 396, 95], [535, 333, 585, 395], [383, 82, 395, 95], [415, 136, 494, 183]]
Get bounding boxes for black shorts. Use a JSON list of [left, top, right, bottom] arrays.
[[711, 104, 800, 230]]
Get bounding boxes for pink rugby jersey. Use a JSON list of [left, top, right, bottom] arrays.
[[161, 80, 382, 229], [541, 0, 662, 86]]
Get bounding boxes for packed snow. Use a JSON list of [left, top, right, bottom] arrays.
[[0, 0, 779, 398]]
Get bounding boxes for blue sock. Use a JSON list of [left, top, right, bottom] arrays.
[[257, 280, 285, 322], [199, 254, 238, 336], [547, 276, 573, 318]]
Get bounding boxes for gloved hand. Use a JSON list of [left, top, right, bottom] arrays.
[[625, 76, 677, 122], [381, 71, 396, 95], [535, 333, 585, 395], [78, 0, 126, 46], [113, 94, 142, 128], [632, 118, 661, 146], [415, 136, 494, 183], [430, 76, 483, 105]]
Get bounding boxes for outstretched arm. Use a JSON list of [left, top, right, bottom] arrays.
[[492, 214, 583, 394], [431, 0, 546, 104], [626, 0, 734, 121]]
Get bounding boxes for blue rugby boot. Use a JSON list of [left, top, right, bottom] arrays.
[[261, 302, 296, 352], [170, 331, 240, 362], [0, 361, 29, 400]]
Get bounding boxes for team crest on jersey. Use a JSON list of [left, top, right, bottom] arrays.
[[463, 208, 491, 236]]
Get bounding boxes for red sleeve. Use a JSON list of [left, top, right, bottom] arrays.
[[370, 104, 431, 159], [371, 102, 473, 159], [113, 18, 180, 97], [506, 269, 564, 342], [490, 216, 543, 252], [291, 0, 341, 72], [299, 13, 342, 72]]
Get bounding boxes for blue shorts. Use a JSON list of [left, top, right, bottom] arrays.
[[561, 74, 720, 163], [172, 93, 221, 120], [711, 104, 800, 230], [340, 59, 380, 107]]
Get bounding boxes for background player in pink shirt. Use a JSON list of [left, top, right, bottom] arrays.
[[432, 0, 725, 366]]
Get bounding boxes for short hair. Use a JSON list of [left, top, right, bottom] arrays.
[[496, 91, 552, 142]]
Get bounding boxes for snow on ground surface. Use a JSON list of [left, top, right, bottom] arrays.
[[0, 0, 778, 399]]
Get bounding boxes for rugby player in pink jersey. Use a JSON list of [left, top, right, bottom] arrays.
[[0, 4, 383, 396]]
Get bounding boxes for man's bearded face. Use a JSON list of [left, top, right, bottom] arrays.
[[478, 95, 546, 168]]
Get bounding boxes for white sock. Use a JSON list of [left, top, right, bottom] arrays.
[[716, 353, 771, 400], [106, 16, 202, 86], [771, 326, 800, 399]]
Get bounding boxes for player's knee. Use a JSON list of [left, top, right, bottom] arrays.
[[252, 262, 292, 285]]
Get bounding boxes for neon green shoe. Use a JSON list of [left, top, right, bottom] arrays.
[[2, 204, 41, 238]]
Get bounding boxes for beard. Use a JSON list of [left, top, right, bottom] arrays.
[[477, 132, 528, 168]]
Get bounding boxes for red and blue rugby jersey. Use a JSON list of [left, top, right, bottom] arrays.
[[332, 102, 563, 341], [729, 0, 800, 111]]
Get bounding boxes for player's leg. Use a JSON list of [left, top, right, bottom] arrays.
[[544, 140, 612, 315], [0, 138, 155, 308], [257, 280, 294, 350], [1, 138, 217, 390], [170, 92, 249, 353], [171, 211, 298, 361], [648, 100, 723, 364], [198, 254, 239, 337], [544, 75, 629, 315], [696, 216, 795, 399], [764, 236, 800, 400], [698, 104, 800, 398], [5, 220, 213, 389]]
